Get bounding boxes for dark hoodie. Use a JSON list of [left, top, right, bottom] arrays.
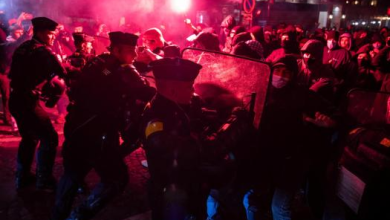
[[297, 40, 335, 101], [258, 55, 337, 190], [265, 25, 301, 63], [338, 33, 353, 52]]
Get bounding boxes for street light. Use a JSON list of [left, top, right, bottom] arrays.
[[170, 0, 191, 14]]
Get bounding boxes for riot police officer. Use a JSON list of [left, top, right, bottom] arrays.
[[9, 17, 66, 191], [51, 31, 156, 220], [142, 58, 203, 220]]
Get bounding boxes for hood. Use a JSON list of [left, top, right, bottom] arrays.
[[249, 26, 265, 43], [272, 55, 299, 79], [301, 39, 324, 63]]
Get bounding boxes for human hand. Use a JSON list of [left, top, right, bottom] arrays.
[[303, 112, 336, 128]]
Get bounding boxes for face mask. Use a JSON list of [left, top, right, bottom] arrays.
[[327, 40, 336, 50], [272, 75, 289, 89]]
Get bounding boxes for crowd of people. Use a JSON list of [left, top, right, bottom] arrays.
[[0, 11, 389, 220]]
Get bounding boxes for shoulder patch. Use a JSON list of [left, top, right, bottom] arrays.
[[145, 120, 164, 139]]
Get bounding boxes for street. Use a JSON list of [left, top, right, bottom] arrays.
[[0, 105, 152, 220]]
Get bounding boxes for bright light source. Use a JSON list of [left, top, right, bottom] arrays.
[[354, 0, 359, 5], [329, 14, 333, 19], [170, 0, 191, 14], [346, 1, 349, 4], [342, 14, 346, 19], [334, 7, 340, 12], [362, 21, 366, 25]]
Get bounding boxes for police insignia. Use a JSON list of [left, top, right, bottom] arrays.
[[145, 121, 164, 139]]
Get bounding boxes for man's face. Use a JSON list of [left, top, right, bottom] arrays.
[[37, 30, 56, 46], [281, 34, 290, 47], [83, 42, 93, 54], [281, 34, 289, 42], [273, 66, 293, 81], [372, 41, 382, 50], [113, 45, 137, 64], [340, 37, 350, 49], [142, 36, 157, 51], [12, 29, 23, 40]]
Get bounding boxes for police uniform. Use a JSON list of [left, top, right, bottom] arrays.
[[141, 58, 203, 220], [51, 32, 156, 220], [8, 17, 65, 190]]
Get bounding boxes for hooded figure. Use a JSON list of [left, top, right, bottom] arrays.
[[194, 31, 220, 52], [323, 31, 353, 102], [372, 37, 390, 92], [352, 44, 380, 91], [265, 25, 300, 63], [223, 25, 246, 53], [220, 15, 236, 49], [297, 39, 335, 101], [355, 30, 370, 50], [244, 55, 338, 220], [338, 32, 353, 53]]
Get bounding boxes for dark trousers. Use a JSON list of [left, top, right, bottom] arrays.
[[9, 92, 58, 176], [52, 128, 128, 220], [0, 74, 12, 124], [145, 150, 200, 220]]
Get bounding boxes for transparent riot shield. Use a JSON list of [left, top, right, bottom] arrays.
[[182, 48, 271, 129], [346, 89, 390, 126]]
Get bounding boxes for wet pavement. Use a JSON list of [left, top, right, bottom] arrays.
[[0, 104, 152, 220]]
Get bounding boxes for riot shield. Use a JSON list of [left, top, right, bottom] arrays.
[[182, 48, 271, 129], [346, 89, 390, 126]]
